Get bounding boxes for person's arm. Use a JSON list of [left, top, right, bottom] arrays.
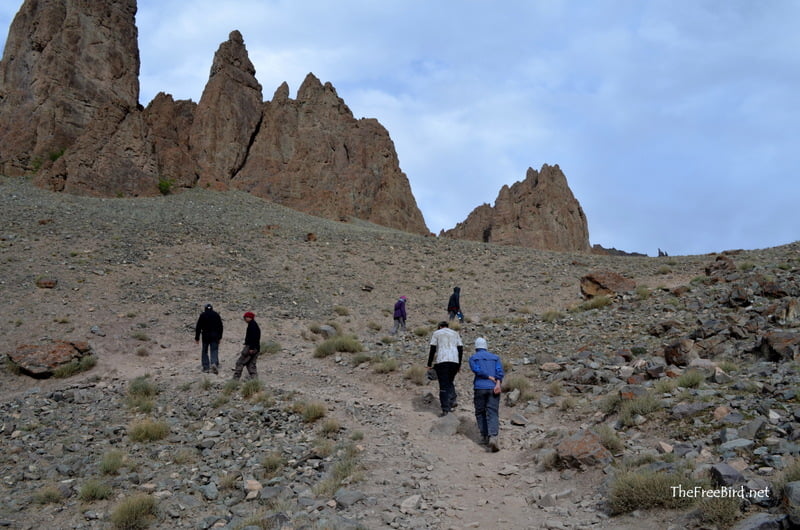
[[457, 345, 463, 365], [427, 345, 436, 367], [195, 316, 202, 342], [495, 358, 505, 382]]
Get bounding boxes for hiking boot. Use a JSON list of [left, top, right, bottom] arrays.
[[488, 436, 500, 452], [440, 410, 449, 417], [479, 435, 489, 445], [211, 365, 218, 374]]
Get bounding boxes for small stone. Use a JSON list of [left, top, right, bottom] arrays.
[[720, 438, 754, 451], [35, 278, 57, 288], [244, 479, 262, 492], [400, 494, 421, 514], [540, 362, 562, 372], [713, 405, 732, 421], [656, 441, 673, 454]]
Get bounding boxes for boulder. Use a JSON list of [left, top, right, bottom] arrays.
[[579, 270, 635, 299], [705, 255, 737, 280], [8, 341, 92, 377], [663, 338, 698, 366], [710, 462, 744, 487], [757, 331, 800, 361], [730, 513, 787, 530], [555, 429, 613, 468]]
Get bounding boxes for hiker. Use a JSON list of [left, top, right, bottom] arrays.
[[232, 311, 260, 380], [469, 337, 504, 452], [194, 303, 223, 374], [391, 296, 407, 334], [447, 286, 462, 322], [427, 321, 463, 416]]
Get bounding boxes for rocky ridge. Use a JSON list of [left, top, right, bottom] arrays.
[[1, 176, 800, 529], [0, 0, 597, 251], [0, 0, 428, 235], [441, 165, 591, 252]]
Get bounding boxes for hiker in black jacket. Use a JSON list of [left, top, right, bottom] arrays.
[[233, 311, 261, 380], [195, 304, 223, 374], [447, 286, 462, 322]]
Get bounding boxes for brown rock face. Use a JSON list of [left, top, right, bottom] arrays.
[[190, 30, 263, 191], [0, 3, 429, 234], [233, 74, 428, 234], [37, 101, 160, 196], [144, 93, 197, 191], [0, 0, 139, 175], [441, 164, 590, 251]]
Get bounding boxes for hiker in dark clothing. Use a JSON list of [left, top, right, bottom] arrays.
[[391, 296, 407, 334], [233, 311, 260, 380], [195, 303, 223, 374], [447, 286, 462, 322]]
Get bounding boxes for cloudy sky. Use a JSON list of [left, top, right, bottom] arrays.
[[1, 1, 798, 256]]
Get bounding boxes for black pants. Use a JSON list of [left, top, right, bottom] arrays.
[[434, 362, 459, 413]]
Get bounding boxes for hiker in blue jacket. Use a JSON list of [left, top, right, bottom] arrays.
[[469, 337, 504, 452]]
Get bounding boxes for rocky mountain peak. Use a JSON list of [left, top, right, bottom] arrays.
[[272, 81, 291, 102], [208, 30, 259, 89], [441, 164, 591, 252], [0, 0, 430, 235], [189, 29, 263, 190]]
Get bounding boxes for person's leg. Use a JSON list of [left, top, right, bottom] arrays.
[[391, 318, 399, 335], [434, 363, 455, 414], [210, 341, 219, 373], [245, 353, 258, 379], [473, 389, 489, 442], [201, 340, 210, 371], [232, 347, 248, 380], [400, 318, 406, 332], [486, 393, 501, 437], [439, 362, 459, 413], [487, 393, 501, 451], [446, 363, 459, 409]]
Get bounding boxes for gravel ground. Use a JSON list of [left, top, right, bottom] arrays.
[[1, 175, 798, 529]]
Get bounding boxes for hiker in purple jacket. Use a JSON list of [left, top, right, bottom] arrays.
[[391, 296, 407, 334]]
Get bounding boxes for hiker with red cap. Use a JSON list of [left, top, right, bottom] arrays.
[[233, 311, 261, 380], [390, 295, 407, 335]]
